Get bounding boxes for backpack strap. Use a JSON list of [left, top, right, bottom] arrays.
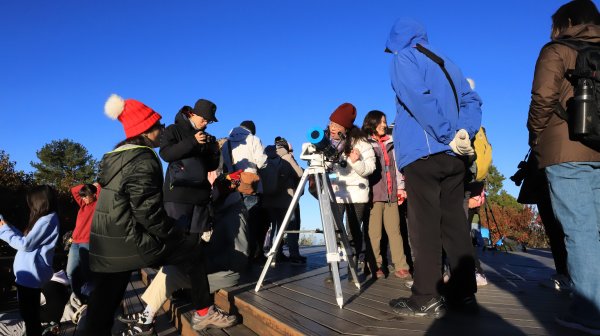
[[226, 140, 236, 172], [543, 39, 597, 121], [416, 43, 459, 111]]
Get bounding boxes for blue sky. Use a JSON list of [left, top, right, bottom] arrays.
[[0, 1, 574, 230]]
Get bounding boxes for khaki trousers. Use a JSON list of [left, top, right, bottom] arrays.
[[368, 202, 409, 271]]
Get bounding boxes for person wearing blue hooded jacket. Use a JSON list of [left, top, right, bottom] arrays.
[[384, 18, 482, 319], [0, 185, 60, 336]]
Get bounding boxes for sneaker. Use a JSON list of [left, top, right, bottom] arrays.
[[539, 274, 571, 292], [394, 269, 411, 279], [475, 272, 488, 287], [556, 313, 600, 335], [289, 255, 307, 265], [389, 297, 447, 319], [118, 311, 151, 325], [72, 304, 87, 325], [118, 323, 154, 336], [375, 268, 385, 279], [192, 305, 238, 331]]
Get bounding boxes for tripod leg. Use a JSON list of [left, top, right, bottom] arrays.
[[255, 169, 311, 292], [329, 261, 344, 308], [321, 173, 361, 289]]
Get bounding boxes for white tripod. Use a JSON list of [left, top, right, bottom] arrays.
[[254, 143, 360, 308]]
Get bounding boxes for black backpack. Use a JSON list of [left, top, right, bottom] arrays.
[[550, 39, 600, 147]]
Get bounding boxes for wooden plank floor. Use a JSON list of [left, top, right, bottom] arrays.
[[222, 246, 588, 336]]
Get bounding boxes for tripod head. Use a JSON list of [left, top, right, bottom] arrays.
[[300, 142, 327, 168]]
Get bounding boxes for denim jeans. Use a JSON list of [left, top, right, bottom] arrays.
[[66, 243, 91, 300], [546, 162, 600, 322]]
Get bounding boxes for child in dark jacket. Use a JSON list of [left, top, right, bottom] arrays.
[[0, 185, 60, 336]]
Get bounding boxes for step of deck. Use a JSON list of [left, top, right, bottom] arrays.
[[140, 268, 256, 336]]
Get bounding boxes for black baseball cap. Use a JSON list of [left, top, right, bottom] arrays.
[[192, 99, 218, 122]]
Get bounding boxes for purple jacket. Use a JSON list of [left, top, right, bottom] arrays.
[[368, 135, 404, 203]]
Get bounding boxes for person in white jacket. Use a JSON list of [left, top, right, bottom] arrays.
[[326, 103, 376, 279], [222, 120, 269, 263]]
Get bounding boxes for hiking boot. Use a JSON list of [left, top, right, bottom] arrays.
[[475, 272, 488, 287], [117, 323, 154, 336], [389, 297, 447, 319], [191, 306, 237, 331], [539, 274, 571, 292], [394, 269, 411, 279], [556, 313, 600, 335], [289, 255, 307, 265]]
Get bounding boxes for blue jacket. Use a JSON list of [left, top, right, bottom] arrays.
[[385, 18, 482, 169], [0, 213, 59, 288]]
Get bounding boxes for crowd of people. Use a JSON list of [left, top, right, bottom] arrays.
[[1, 0, 600, 335]]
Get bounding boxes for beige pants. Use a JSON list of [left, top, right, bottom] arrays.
[[141, 265, 239, 312], [368, 202, 409, 271]]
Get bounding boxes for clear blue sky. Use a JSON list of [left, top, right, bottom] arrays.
[[0, 1, 575, 230]]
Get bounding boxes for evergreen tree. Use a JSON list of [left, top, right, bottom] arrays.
[[30, 139, 98, 192]]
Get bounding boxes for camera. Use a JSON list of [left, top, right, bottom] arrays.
[[306, 127, 347, 168], [198, 131, 216, 143], [509, 160, 528, 186]]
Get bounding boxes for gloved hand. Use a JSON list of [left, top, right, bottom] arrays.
[[449, 129, 475, 156]]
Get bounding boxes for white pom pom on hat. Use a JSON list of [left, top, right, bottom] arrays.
[[103, 94, 162, 138], [104, 94, 125, 120]]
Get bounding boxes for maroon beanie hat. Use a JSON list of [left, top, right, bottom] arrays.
[[329, 103, 357, 129], [104, 94, 162, 138]]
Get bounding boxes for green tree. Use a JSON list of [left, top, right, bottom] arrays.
[[0, 150, 33, 188], [30, 139, 98, 192], [485, 164, 505, 200]]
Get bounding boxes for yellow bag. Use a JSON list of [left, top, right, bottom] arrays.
[[473, 127, 492, 182]]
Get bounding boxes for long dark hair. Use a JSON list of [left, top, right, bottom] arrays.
[[327, 124, 367, 155], [362, 110, 386, 136], [25, 185, 58, 235], [552, 0, 600, 36]]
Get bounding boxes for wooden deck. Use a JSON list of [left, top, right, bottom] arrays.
[[217, 246, 586, 336], [1, 246, 588, 335]]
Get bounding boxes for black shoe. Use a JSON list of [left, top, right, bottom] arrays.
[[275, 253, 290, 262], [390, 297, 447, 319], [117, 323, 154, 336], [289, 255, 307, 264], [447, 295, 479, 314]]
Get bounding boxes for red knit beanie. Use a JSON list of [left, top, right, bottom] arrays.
[[104, 94, 162, 138], [329, 103, 357, 129]]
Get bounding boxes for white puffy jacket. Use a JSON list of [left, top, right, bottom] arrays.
[[330, 138, 376, 204]]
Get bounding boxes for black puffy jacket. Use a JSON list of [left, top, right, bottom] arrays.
[[90, 145, 174, 273], [160, 111, 220, 204]]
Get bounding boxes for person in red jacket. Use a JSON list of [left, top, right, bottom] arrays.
[[67, 183, 100, 303]]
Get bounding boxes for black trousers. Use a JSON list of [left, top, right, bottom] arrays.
[[85, 233, 210, 336], [85, 270, 131, 336], [537, 191, 568, 276], [16, 284, 41, 336], [337, 203, 376, 273], [404, 153, 476, 306]]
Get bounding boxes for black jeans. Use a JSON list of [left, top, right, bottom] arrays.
[[16, 284, 41, 336], [404, 153, 476, 306]]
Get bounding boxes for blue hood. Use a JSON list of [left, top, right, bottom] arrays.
[[385, 18, 428, 53]]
